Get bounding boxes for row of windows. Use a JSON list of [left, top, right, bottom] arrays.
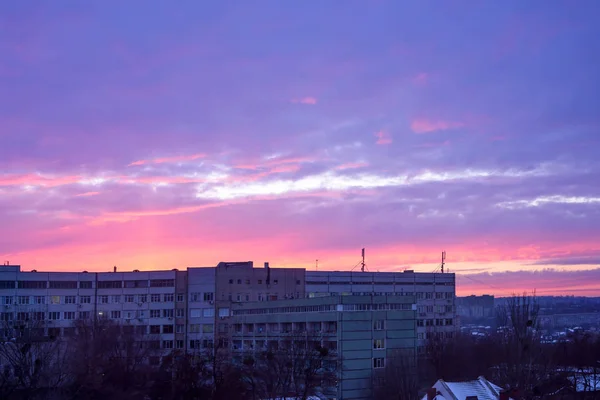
[[417, 305, 454, 314], [306, 291, 454, 299], [416, 318, 454, 327], [228, 278, 302, 285], [307, 281, 453, 286], [0, 279, 176, 290], [418, 331, 455, 340], [1, 293, 197, 305]]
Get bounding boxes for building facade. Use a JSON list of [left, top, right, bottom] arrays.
[[0, 262, 456, 398], [229, 295, 417, 400]]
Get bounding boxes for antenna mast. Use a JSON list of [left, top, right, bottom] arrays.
[[315, 259, 318, 271], [361, 248, 366, 272], [441, 251, 446, 273]]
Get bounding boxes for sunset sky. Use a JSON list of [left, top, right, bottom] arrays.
[[2, 1, 600, 296]]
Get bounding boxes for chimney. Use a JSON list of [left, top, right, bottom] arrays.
[[113, 266, 117, 273], [427, 388, 437, 400], [264, 262, 269, 269], [499, 391, 509, 400]]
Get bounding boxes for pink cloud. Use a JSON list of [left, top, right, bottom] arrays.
[[334, 162, 369, 170], [75, 191, 100, 197], [374, 130, 392, 145], [410, 119, 464, 134], [128, 153, 205, 167], [290, 97, 317, 105], [0, 174, 82, 188]]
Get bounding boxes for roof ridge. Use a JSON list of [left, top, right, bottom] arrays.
[[478, 376, 500, 397]]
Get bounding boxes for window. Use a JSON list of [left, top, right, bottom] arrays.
[[0, 281, 15, 289], [176, 293, 184, 302], [237, 279, 242, 284], [203, 292, 214, 302], [236, 294, 241, 302], [150, 279, 174, 288], [445, 318, 453, 326], [124, 280, 147, 288], [64, 311, 76, 320], [138, 294, 147, 303], [245, 295, 249, 301], [176, 309, 184, 318], [125, 295, 134, 303], [202, 324, 214, 333], [374, 320, 385, 330], [80, 295, 91, 304], [176, 324, 184, 333], [203, 308, 214, 318], [228, 279, 233, 284], [190, 293, 200, 302], [49, 281, 77, 289], [18, 280, 46, 289], [18, 296, 30, 305], [34, 296, 45, 304], [417, 320, 424, 327], [64, 296, 76, 304], [79, 281, 92, 289], [445, 292, 453, 299], [49, 312, 60, 320], [100, 295, 109, 304], [80, 311, 91, 319], [176, 340, 184, 349], [202, 339, 214, 348], [125, 311, 134, 319], [151, 294, 161, 302], [1, 296, 13, 305], [97, 281, 122, 289], [417, 292, 424, 299], [258, 293, 265, 301], [111, 310, 121, 319], [425, 292, 432, 299], [150, 325, 160, 334], [189, 324, 201, 333], [296, 280, 301, 285], [373, 358, 385, 369], [137, 310, 146, 318], [150, 310, 161, 318], [245, 279, 250, 284], [190, 309, 202, 318], [162, 309, 174, 318], [112, 295, 121, 303], [16, 312, 28, 321], [426, 305, 433, 313], [136, 326, 147, 335], [418, 332, 424, 339], [273, 279, 278, 285], [162, 340, 173, 349], [162, 325, 174, 334], [32, 312, 45, 320], [258, 279, 262, 284], [374, 339, 385, 349], [164, 293, 174, 302], [436, 292, 443, 299]]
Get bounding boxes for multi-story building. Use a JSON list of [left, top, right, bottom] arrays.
[[0, 262, 456, 397], [305, 270, 457, 352], [229, 294, 417, 400]]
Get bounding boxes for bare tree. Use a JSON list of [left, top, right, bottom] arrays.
[[373, 349, 419, 400], [66, 318, 160, 400], [491, 292, 559, 399], [0, 318, 70, 399]]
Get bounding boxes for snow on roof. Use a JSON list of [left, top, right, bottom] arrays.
[[421, 376, 514, 400]]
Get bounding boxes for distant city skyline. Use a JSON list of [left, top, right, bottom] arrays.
[[1, 1, 599, 296]]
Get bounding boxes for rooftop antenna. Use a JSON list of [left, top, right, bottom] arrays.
[[315, 259, 319, 271], [441, 251, 446, 274], [361, 248, 366, 273]]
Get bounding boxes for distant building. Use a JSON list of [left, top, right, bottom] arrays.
[[456, 295, 495, 319], [422, 376, 514, 400]]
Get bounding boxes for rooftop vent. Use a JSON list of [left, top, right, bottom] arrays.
[[133, 269, 140, 272], [404, 270, 414, 273], [31, 270, 37, 273], [82, 271, 88, 273], [172, 268, 178, 271]]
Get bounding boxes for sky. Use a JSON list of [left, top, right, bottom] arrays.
[[1, 1, 600, 296]]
